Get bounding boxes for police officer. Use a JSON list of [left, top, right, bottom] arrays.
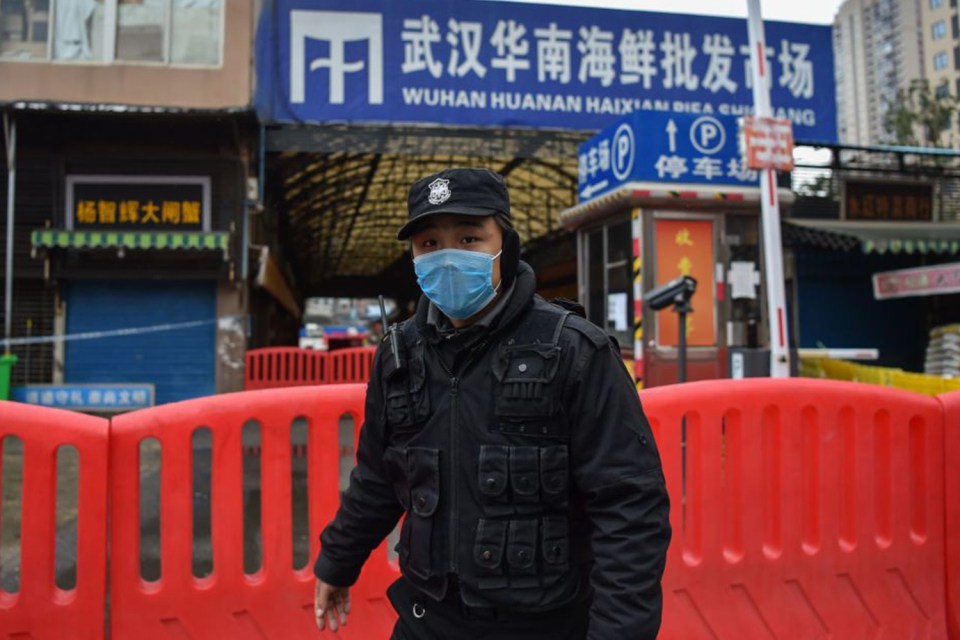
[[314, 168, 670, 639]]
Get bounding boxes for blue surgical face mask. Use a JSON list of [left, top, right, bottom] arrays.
[[413, 248, 502, 320]]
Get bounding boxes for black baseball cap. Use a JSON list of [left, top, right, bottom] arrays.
[[397, 168, 511, 240]]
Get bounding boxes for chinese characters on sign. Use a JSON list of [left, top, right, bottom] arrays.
[[654, 219, 716, 347], [740, 116, 794, 171], [67, 176, 211, 231], [11, 384, 155, 412], [873, 262, 960, 300], [844, 181, 933, 222], [265, 1, 837, 138], [578, 111, 757, 199]]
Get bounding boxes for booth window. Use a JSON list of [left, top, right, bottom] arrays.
[[583, 219, 634, 349]]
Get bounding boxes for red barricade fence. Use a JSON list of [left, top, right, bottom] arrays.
[[3, 379, 960, 638], [326, 347, 376, 384], [0, 403, 109, 639], [644, 379, 948, 639], [244, 347, 330, 390], [108, 384, 398, 639], [940, 390, 960, 638], [244, 347, 376, 390]]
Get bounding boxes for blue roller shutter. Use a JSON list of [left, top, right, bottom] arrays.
[[65, 281, 216, 405]]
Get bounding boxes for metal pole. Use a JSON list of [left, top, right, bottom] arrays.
[[3, 113, 16, 356], [677, 309, 687, 384], [746, 0, 792, 377]]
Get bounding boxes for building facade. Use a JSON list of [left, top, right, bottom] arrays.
[[834, 0, 924, 145], [0, 0, 264, 407], [920, 0, 960, 143]]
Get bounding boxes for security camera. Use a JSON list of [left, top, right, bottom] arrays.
[[645, 276, 697, 311]]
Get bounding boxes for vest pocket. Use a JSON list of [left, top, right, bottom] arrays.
[[473, 518, 508, 590], [492, 344, 561, 419], [509, 446, 540, 504], [541, 516, 570, 574], [405, 447, 440, 581], [478, 445, 510, 517], [506, 519, 538, 587], [539, 445, 569, 509], [384, 351, 430, 432]]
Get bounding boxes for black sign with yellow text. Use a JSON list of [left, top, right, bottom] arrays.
[[68, 178, 209, 231], [844, 181, 933, 222]]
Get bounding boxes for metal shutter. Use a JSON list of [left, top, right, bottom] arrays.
[[65, 280, 216, 405]]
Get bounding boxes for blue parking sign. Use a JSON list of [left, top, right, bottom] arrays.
[[578, 110, 759, 201]]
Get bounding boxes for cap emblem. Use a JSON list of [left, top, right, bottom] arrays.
[[427, 178, 451, 205]]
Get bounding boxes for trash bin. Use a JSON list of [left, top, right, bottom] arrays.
[[0, 353, 18, 401]]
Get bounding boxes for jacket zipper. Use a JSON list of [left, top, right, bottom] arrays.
[[449, 375, 460, 574]]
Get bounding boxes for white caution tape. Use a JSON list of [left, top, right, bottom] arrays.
[[0, 316, 240, 348]]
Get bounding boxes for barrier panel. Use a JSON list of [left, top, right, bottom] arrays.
[[643, 378, 948, 639], [108, 385, 399, 640], [0, 402, 109, 639], [244, 348, 329, 390], [326, 347, 376, 384], [940, 390, 960, 638], [244, 347, 377, 390]]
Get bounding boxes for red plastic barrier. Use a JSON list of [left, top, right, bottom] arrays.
[[108, 385, 399, 639], [643, 378, 948, 639], [0, 402, 109, 638], [325, 347, 376, 384], [244, 348, 329, 390], [940, 390, 960, 638]]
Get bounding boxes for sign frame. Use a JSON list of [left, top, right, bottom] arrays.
[[65, 175, 213, 232]]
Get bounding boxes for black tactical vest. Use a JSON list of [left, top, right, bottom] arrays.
[[379, 300, 586, 611]]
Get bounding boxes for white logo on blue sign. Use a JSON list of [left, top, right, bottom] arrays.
[[290, 10, 384, 106], [689, 116, 726, 155], [612, 123, 635, 182]]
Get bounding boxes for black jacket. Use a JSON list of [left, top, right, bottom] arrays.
[[314, 262, 671, 639]]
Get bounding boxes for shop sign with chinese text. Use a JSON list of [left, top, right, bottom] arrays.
[[256, 0, 836, 140], [844, 181, 933, 222], [66, 176, 212, 232], [12, 384, 155, 412], [873, 262, 960, 300], [654, 219, 716, 346], [740, 115, 794, 171], [578, 111, 756, 200]]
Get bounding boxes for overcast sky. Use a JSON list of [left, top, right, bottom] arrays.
[[485, 0, 845, 25]]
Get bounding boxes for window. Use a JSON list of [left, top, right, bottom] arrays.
[[936, 82, 950, 98], [930, 0, 943, 8], [934, 51, 949, 70], [0, 0, 51, 60], [582, 220, 634, 349], [933, 20, 947, 40], [0, 0, 222, 65]]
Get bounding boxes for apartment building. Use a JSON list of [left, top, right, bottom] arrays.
[[921, 0, 959, 124], [834, 0, 924, 145]]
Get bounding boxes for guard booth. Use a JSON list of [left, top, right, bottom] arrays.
[[560, 111, 793, 388]]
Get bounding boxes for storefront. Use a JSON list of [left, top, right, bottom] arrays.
[[788, 172, 960, 372], [23, 111, 252, 404]]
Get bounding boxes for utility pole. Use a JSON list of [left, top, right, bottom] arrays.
[[746, 0, 792, 377]]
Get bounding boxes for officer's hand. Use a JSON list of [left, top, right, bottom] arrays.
[[315, 578, 351, 632]]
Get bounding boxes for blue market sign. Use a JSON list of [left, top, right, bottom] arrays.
[[12, 384, 155, 412], [578, 111, 758, 199], [256, 0, 837, 141]]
